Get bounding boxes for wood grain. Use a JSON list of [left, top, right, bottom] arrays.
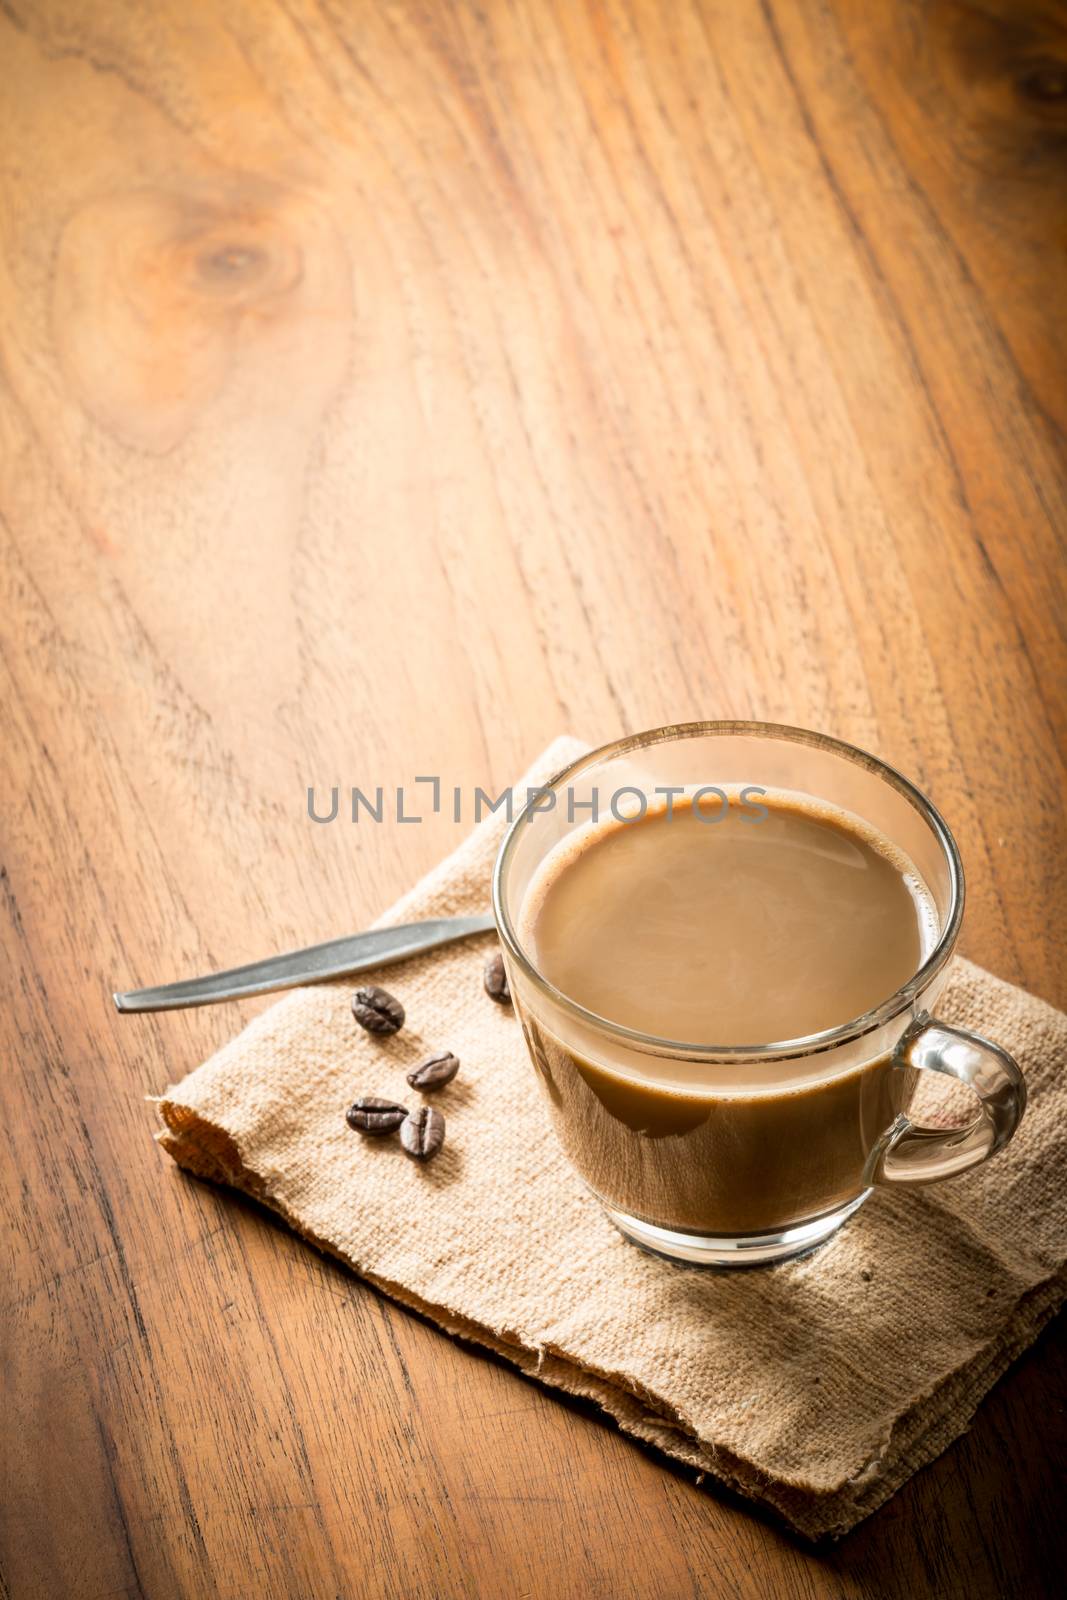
[[1, 0, 1064, 1596]]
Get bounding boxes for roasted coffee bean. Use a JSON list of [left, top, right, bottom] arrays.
[[406, 1051, 459, 1092], [346, 1097, 408, 1135], [483, 950, 511, 1005], [351, 985, 405, 1035], [400, 1105, 445, 1161]]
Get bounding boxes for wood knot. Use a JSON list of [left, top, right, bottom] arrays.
[[926, 2, 1067, 164], [53, 181, 351, 451], [195, 243, 272, 288], [1016, 59, 1067, 106], [168, 212, 304, 310]]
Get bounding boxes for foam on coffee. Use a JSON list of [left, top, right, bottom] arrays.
[[518, 786, 938, 1050]]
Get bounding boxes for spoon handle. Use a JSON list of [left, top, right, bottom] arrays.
[[113, 913, 497, 1013]]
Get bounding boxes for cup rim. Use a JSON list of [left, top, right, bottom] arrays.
[[491, 720, 965, 1062]]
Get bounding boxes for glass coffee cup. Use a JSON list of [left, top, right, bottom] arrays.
[[492, 723, 1026, 1266]]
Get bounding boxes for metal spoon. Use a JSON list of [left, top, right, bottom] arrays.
[[113, 913, 497, 1014]]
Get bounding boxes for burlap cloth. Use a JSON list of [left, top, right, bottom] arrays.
[[155, 739, 1067, 1539]]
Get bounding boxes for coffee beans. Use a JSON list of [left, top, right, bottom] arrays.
[[346, 946, 511, 1164], [406, 1051, 460, 1091], [483, 950, 511, 1005], [346, 1097, 408, 1135], [400, 1105, 446, 1162], [345, 1096, 446, 1161], [352, 984, 405, 1035], [347, 980, 452, 1160]]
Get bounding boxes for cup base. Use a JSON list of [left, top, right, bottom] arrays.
[[605, 1190, 871, 1267]]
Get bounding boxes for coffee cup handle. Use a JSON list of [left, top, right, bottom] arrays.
[[871, 1014, 1027, 1185]]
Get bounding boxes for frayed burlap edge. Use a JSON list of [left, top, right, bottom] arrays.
[[155, 1102, 1065, 1541]]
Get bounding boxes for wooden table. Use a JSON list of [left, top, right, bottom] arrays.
[[2, 1, 1065, 1595]]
